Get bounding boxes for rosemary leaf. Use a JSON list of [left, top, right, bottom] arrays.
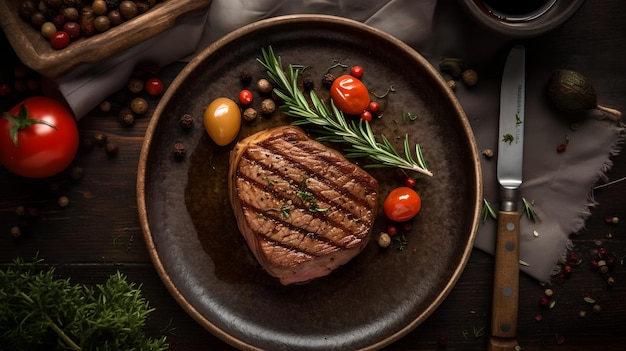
[[257, 46, 433, 177], [481, 198, 498, 222], [522, 197, 540, 222]]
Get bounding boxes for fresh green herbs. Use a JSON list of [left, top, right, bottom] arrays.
[[296, 179, 329, 214], [462, 325, 486, 340], [0, 256, 169, 351], [481, 197, 539, 223], [481, 198, 498, 222], [257, 46, 432, 177], [394, 233, 408, 251], [522, 197, 539, 222], [502, 133, 514, 144], [370, 85, 396, 99], [402, 112, 419, 123], [277, 204, 292, 218], [325, 59, 348, 72]]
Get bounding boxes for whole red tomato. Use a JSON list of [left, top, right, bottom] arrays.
[[330, 74, 371, 115], [0, 96, 79, 178], [383, 186, 422, 222]]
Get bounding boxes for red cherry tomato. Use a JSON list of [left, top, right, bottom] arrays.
[[404, 177, 417, 188], [350, 65, 364, 78], [383, 186, 422, 222], [368, 101, 380, 114], [238, 89, 253, 105], [360, 110, 372, 121], [145, 77, 164, 96], [0, 96, 79, 178], [330, 75, 370, 115], [50, 31, 70, 49]]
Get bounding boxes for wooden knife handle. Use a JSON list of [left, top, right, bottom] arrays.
[[488, 210, 520, 351]]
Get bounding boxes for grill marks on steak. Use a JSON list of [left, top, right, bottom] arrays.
[[229, 126, 379, 285]]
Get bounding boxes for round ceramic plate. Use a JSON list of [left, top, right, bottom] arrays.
[[138, 15, 481, 350]]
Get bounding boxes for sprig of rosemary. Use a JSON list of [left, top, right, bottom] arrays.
[[522, 197, 539, 222], [0, 256, 169, 350], [481, 198, 498, 222], [257, 46, 433, 177], [481, 197, 539, 223]]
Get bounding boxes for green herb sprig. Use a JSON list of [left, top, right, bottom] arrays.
[[481, 198, 497, 222], [522, 197, 539, 222], [0, 256, 168, 351], [257, 47, 433, 177]]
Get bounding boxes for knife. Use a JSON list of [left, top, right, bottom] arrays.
[[488, 45, 525, 351]]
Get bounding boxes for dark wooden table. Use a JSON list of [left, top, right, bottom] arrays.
[[1, 1, 625, 350]]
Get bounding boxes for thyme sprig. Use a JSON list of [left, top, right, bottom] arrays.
[[0, 256, 169, 350], [257, 46, 433, 177]]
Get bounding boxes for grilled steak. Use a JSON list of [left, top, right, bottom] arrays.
[[229, 126, 379, 285]]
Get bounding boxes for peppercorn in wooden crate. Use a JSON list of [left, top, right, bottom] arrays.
[[0, 0, 211, 78]]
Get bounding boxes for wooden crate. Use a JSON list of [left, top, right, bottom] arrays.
[[0, 0, 211, 78]]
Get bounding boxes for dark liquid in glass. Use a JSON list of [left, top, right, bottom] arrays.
[[482, 0, 554, 20]]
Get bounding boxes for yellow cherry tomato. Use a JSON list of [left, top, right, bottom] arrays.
[[203, 97, 242, 146]]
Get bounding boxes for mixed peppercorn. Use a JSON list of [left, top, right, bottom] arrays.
[[17, 0, 162, 49]]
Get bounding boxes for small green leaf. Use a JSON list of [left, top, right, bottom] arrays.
[[3, 104, 56, 147]]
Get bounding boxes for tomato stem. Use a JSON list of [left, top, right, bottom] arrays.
[[3, 104, 57, 147]]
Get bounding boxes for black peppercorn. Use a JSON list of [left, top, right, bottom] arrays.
[[179, 113, 193, 129], [261, 99, 276, 115], [15, 205, 26, 217], [257, 78, 272, 94], [322, 73, 335, 87], [105, 0, 121, 9], [105, 141, 118, 157], [136, 1, 150, 14], [118, 107, 135, 127], [99, 100, 112, 112], [127, 78, 144, 94], [107, 9, 122, 26], [243, 107, 257, 122], [61, 7, 79, 21], [94, 133, 107, 146], [57, 195, 70, 208], [92, 0, 107, 15], [173, 142, 186, 160], [119, 0, 138, 20], [10, 225, 22, 238], [303, 78, 314, 90], [30, 12, 46, 30], [18, 0, 37, 21], [93, 15, 111, 32], [69, 166, 84, 180], [130, 97, 148, 115], [240, 71, 252, 84]]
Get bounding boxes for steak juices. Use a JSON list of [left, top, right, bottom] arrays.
[[229, 126, 379, 285]]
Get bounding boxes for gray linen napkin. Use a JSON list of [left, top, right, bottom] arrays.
[[46, 0, 624, 283]]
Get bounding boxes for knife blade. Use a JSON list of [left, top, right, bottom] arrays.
[[488, 45, 525, 351]]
